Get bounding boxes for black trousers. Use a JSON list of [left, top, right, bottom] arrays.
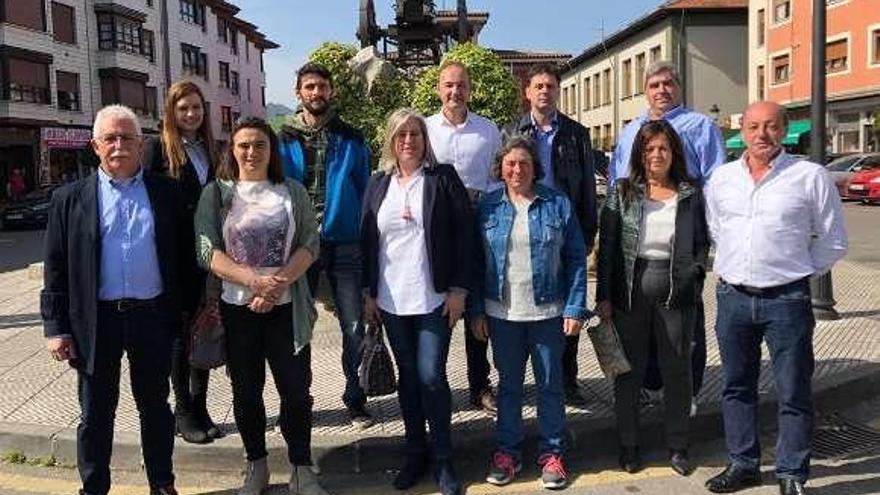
[[613, 259, 692, 450], [220, 301, 313, 466], [78, 303, 175, 495]]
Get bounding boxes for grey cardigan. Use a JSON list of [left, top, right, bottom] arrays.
[[194, 178, 320, 353]]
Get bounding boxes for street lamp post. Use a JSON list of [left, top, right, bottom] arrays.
[[809, 0, 839, 320]]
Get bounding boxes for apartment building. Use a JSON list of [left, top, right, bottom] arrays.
[[749, 0, 880, 153], [0, 0, 277, 195], [560, 0, 748, 151]]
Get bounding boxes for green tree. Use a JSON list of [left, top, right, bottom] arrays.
[[410, 43, 520, 126], [306, 42, 411, 157]]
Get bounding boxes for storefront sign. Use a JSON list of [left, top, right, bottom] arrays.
[[41, 128, 91, 149]]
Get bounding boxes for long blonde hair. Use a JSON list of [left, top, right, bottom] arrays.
[[378, 108, 437, 174], [160, 80, 217, 178]]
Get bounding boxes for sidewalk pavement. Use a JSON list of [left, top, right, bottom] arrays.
[[0, 261, 879, 474]]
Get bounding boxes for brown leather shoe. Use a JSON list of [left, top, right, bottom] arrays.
[[470, 388, 497, 415]]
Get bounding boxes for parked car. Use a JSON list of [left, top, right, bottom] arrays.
[[1, 186, 55, 229], [847, 167, 880, 205], [827, 153, 880, 199]]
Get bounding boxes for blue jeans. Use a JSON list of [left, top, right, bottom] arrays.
[[307, 242, 366, 410], [489, 316, 566, 459], [715, 278, 815, 482], [382, 306, 453, 460]]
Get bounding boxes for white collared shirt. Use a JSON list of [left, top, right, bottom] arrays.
[[376, 168, 445, 315], [705, 151, 848, 288], [426, 110, 502, 192]]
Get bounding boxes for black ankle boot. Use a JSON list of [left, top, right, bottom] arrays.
[[175, 407, 210, 444], [192, 392, 223, 439]]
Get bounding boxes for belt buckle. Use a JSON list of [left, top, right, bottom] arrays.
[[116, 299, 132, 312]]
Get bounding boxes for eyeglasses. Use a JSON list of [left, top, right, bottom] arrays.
[[96, 134, 140, 146]]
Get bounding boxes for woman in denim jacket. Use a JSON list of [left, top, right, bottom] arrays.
[[470, 136, 588, 490], [595, 120, 710, 477]]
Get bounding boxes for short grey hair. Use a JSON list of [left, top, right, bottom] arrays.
[[378, 108, 437, 174], [644, 60, 681, 88], [93, 104, 142, 138]]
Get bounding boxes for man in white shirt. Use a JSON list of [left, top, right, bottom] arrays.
[[704, 102, 847, 495], [426, 61, 501, 415]]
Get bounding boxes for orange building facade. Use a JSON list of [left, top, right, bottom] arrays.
[[750, 0, 879, 152]]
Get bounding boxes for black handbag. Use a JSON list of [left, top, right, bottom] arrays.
[[189, 298, 226, 370], [358, 323, 397, 397]]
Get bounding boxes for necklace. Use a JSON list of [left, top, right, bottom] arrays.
[[397, 173, 423, 222]]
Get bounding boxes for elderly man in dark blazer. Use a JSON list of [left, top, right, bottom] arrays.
[[41, 104, 189, 495]]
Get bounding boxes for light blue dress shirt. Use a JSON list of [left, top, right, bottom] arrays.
[[609, 105, 726, 185], [97, 167, 163, 301], [530, 113, 559, 188]]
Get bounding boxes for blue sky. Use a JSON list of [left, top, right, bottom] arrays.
[[236, 0, 662, 105]]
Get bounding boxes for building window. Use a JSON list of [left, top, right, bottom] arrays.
[[179, 0, 205, 28], [757, 65, 765, 100], [231, 71, 239, 95], [1, 0, 46, 31], [221, 105, 232, 132], [232, 111, 240, 125], [219, 61, 230, 88], [4, 57, 51, 104], [147, 0, 153, 6], [773, 0, 790, 24], [245, 41, 250, 62], [561, 86, 569, 114], [56, 70, 80, 110], [650, 45, 662, 63], [582, 78, 590, 110], [634, 53, 646, 95], [51, 2, 76, 44], [99, 70, 156, 117], [873, 29, 880, 65], [260, 49, 264, 72], [603, 123, 613, 150], [772, 53, 790, 84], [622, 58, 632, 98], [146, 86, 157, 118], [592, 126, 600, 149], [602, 68, 611, 106], [261, 86, 266, 107], [217, 17, 228, 43], [142, 29, 155, 63], [592, 74, 600, 108], [97, 14, 151, 58], [247, 78, 251, 102], [181, 44, 208, 79], [230, 28, 238, 55], [757, 9, 765, 47], [825, 38, 848, 73]]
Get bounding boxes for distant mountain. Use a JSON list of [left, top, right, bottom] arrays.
[[266, 103, 293, 118]]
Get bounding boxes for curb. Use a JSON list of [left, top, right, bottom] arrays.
[[2, 364, 879, 476]]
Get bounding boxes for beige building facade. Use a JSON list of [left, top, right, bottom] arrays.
[[560, 0, 749, 151]]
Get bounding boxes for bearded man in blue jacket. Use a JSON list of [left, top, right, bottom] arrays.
[[278, 62, 373, 428]]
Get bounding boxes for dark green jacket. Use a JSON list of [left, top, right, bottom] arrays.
[[596, 179, 710, 311]]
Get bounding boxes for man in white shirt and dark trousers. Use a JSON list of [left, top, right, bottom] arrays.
[[704, 102, 848, 495], [426, 61, 502, 415]]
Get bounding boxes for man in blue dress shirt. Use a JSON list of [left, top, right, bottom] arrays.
[[41, 105, 189, 495], [609, 61, 726, 415]]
